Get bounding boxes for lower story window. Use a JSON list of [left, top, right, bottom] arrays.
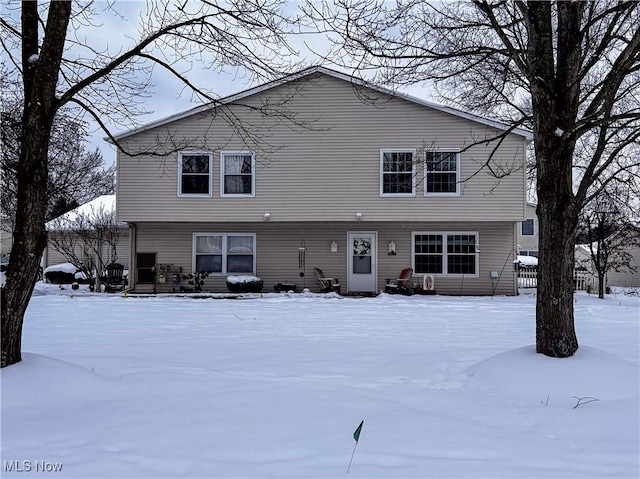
[[413, 232, 478, 276], [193, 233, 256, 274]]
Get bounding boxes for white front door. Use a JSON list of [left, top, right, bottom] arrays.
[[347, 232, 377, 293]]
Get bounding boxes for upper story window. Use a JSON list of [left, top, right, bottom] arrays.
[[521, 219, 535, 236], [412, 232, 478, 276], [178, 152, 212, 197], [425, 151, 460, 196], [193, 233, 256, 274], [380, 149, 416, 196], [221, 152, 255, 197]]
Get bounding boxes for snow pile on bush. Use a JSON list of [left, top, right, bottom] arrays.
[[516, 255, 538, 267], [226, 275, 263, 293], [43, 263, 83, 284]]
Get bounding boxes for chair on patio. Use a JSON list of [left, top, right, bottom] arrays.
[[313, 267, 341, 294], [102, 262, 126, 293], [385, 268, 413, 295]]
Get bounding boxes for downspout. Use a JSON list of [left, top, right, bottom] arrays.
[[513, 222, 519, 295], [94, 228, 103, 293], [42, 231, 48, 272], [520, 137, 529, 297]]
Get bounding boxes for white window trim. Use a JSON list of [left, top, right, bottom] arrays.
[[423, 149, 461, 197], [379, 148, 417, 197], [411, 231, 479, 277], [220, 151, 256, 198], [521, 219, 535, 236], [178, 151, 213, 198], [192, 232, 257, 275]]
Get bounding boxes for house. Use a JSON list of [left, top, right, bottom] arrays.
[[573, 244, 602, 292], [1, 216, 11, 263], [514, 201, 598, 291], [43, 195, 130, 272], [518, 201, 639, 291], [517, 202, 538, 258], [114, 67, 532, 295], [606, 243, 640, 287], [575, 234, 640, 290]]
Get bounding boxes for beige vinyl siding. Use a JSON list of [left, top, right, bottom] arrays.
[[43, 243, 69, 269], [118, 74, 526, 224], [1, 228, 12, 255], [517, 203, 539, 254], [132, 221, 516, 295], [606, 245, 640, 287], [44, 230, 131, 270]]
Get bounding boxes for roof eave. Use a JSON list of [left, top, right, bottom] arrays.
[[110, 66, 534, 143]]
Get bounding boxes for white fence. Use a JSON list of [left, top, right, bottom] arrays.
[[517, 270, 538, 288], [516, 269, 600, 292], [574, 272, 596, 291]]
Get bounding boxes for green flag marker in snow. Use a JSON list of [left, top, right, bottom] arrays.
[[347, 420, 364, 473], [353, 420, 364, 442]]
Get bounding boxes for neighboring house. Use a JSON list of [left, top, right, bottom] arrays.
[[606, 243, 640, 287], [516, 202, 601, 291], [114, 67, 532, 295], [43, 195, 130, 271], [516, 201, 639, 292], [576, 235, 640, 290], [1, 216, 12, 260], [0, 217, 11, 278], [573, 244, 602, 292], [517, 202, 538, 258], [0, 216, 8, 291], [523, 202, 639, 291]]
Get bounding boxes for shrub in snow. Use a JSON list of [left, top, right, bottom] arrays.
[[44, 263, 94, 285], [43, 263, 80, 284], [44, 270, 76, 284], [226, 275, 263, 293], [516, 255, 538, 269], [179, 271, 209, 293], [44, 262, 78, 274]]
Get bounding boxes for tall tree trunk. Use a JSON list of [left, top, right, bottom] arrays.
[[527, 1, 582, 357], [532, 69, 580, 356], [1, 129, 51, 367], [1, 1, 72, 368], [597, 272, 605, 299], [533, 104, 581, 357], [535, 189, 580, 357]]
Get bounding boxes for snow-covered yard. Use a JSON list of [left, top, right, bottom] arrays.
[[2, 284, 638, 478]]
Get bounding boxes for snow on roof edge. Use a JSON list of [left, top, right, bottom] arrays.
[[46, 195, 125, 231]]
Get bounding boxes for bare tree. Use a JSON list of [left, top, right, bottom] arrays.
[[576, 185, 640, 299], [306, 0, 640, 357], [0, 0, 302, 367], [1, 77, 115, 231], [47, 201, 123, 291]]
